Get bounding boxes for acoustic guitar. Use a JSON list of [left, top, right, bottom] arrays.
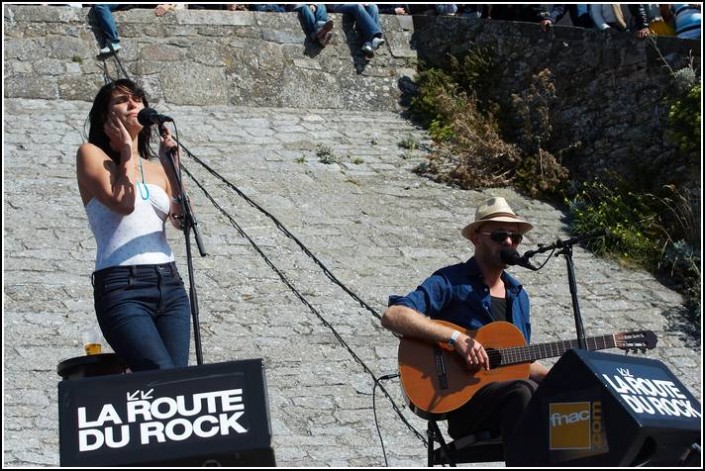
[[398, 320, 657, 419]]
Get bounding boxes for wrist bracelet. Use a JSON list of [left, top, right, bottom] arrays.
[[448, 330, 461, 347]]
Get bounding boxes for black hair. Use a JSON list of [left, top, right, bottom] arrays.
[[87, 79, 156, 164]]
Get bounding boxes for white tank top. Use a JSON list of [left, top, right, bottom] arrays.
[[85, 183, 175, 271]]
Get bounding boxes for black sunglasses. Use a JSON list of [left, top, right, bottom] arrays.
[[478, 231, 523, 244]]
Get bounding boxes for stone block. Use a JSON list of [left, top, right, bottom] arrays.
[[45, 35, 89, 60], [9, 4, 85, 24], [387, 31, 417, 58], [177, 9, 256, 27], [58, 75, 102, 101], [262, 29, 302, 45], [33, 58, 65, 76], [160, 63, 229, 105], [5, 75, 58, 99], [4, 37, 45, 61], [139, 43, 183, 62]]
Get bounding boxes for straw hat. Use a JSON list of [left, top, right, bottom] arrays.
[[461, 197, 533, 240]]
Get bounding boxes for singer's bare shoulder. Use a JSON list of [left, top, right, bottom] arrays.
[[76, 143, 117, 192], [76, 142, 113, 168], [77, 142, 108, 158]]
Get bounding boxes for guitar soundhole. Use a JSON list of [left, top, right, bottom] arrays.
[[487, 349, 502, 369]]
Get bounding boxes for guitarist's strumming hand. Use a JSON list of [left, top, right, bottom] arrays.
[[453, 332, 490, 371]]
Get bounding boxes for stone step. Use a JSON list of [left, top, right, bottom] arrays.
[[4, 97, 699, 467]]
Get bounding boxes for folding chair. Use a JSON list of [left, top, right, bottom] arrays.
[[427, 419, 504, 467]]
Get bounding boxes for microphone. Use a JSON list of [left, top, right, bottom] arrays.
[[137, 107, 174, 126], [500, 247, 538, 271]]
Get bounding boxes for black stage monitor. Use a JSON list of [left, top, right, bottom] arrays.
[[506, 349, 701, 467], [58, 359, 275, 467]]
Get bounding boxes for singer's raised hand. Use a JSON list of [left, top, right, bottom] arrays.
[[104, 111, 133, 158], [158, 127, 179, 163]]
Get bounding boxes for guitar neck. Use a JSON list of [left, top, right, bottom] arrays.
[[497, 334, 617, 366]]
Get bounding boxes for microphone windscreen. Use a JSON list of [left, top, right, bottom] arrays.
[[137, 108, 159, 126], [500, 247, 522, 266]]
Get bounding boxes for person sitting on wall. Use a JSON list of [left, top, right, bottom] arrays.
[[549, 4, 595, 28], [329, 4, 385, 59], [483, 4, 553, 31], [287, 4, 335, 47], [90, 4, 124, 55], [629, 4, 674, 37], [669, 3, 702, 39], [590, 4, 628, 32]]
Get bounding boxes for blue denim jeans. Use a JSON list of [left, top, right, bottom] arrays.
[[92, 262, 190, 372], [329, 4, 382, 41], [294, 4, 329, 39], [91, 4, 121, 47], [250, 4, 285, 13]]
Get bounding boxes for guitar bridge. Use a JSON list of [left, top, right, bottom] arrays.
[[433, 344, 448, 390]]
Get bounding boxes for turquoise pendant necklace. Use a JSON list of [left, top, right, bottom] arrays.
[[137, 157, 150, 200]]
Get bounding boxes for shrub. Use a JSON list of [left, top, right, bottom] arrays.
[[666, 82, 701, 160], [568, 180, 660, 267], [568, 180, 701, 324], [410, 51, 569, 197], [409, 67, 457, 128]]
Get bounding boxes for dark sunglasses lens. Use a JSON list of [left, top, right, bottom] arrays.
[[489, 232, 506, 242], [490, 231, 522, 244]]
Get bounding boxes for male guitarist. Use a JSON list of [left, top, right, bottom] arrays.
[[381, 196, 550, 446]]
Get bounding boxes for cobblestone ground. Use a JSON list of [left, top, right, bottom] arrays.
[[4, 98, 701, 467]]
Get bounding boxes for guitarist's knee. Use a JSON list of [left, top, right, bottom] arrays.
[[507, 379, 538, 407]]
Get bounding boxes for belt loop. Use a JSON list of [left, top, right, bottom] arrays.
[[170, 262, 176, 276], [128, 265, 137, 286], [91, 272, 96, 287]]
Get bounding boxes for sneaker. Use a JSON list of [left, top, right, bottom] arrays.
[[371, 36, 386, 50], [362, 41, 374, 58], [99, 42, 121, 55]]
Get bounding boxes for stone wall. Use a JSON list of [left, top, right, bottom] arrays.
[[3, 5, 418, 111], [4, 5, 701, 186], [411, 15, 701, 186]]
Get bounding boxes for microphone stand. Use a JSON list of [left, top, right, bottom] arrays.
[[161, 125, 208, 366], [560, 242, 586, 350], [523, 230, 607, 350]]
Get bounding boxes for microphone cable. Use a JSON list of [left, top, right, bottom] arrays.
[[373, 373, 429, 467], [98, 46, 131, 85], [529, 248, 556, 271], [178, 143, 391, 325], [177, 151, 426, 455]]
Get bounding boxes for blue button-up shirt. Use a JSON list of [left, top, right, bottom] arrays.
[[388, 257, 532, 343]]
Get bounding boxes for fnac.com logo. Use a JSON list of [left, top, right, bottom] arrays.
[[549, 402, 591, 449]]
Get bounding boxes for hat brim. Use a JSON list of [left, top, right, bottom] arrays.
[[462, 216, 533, 240]]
